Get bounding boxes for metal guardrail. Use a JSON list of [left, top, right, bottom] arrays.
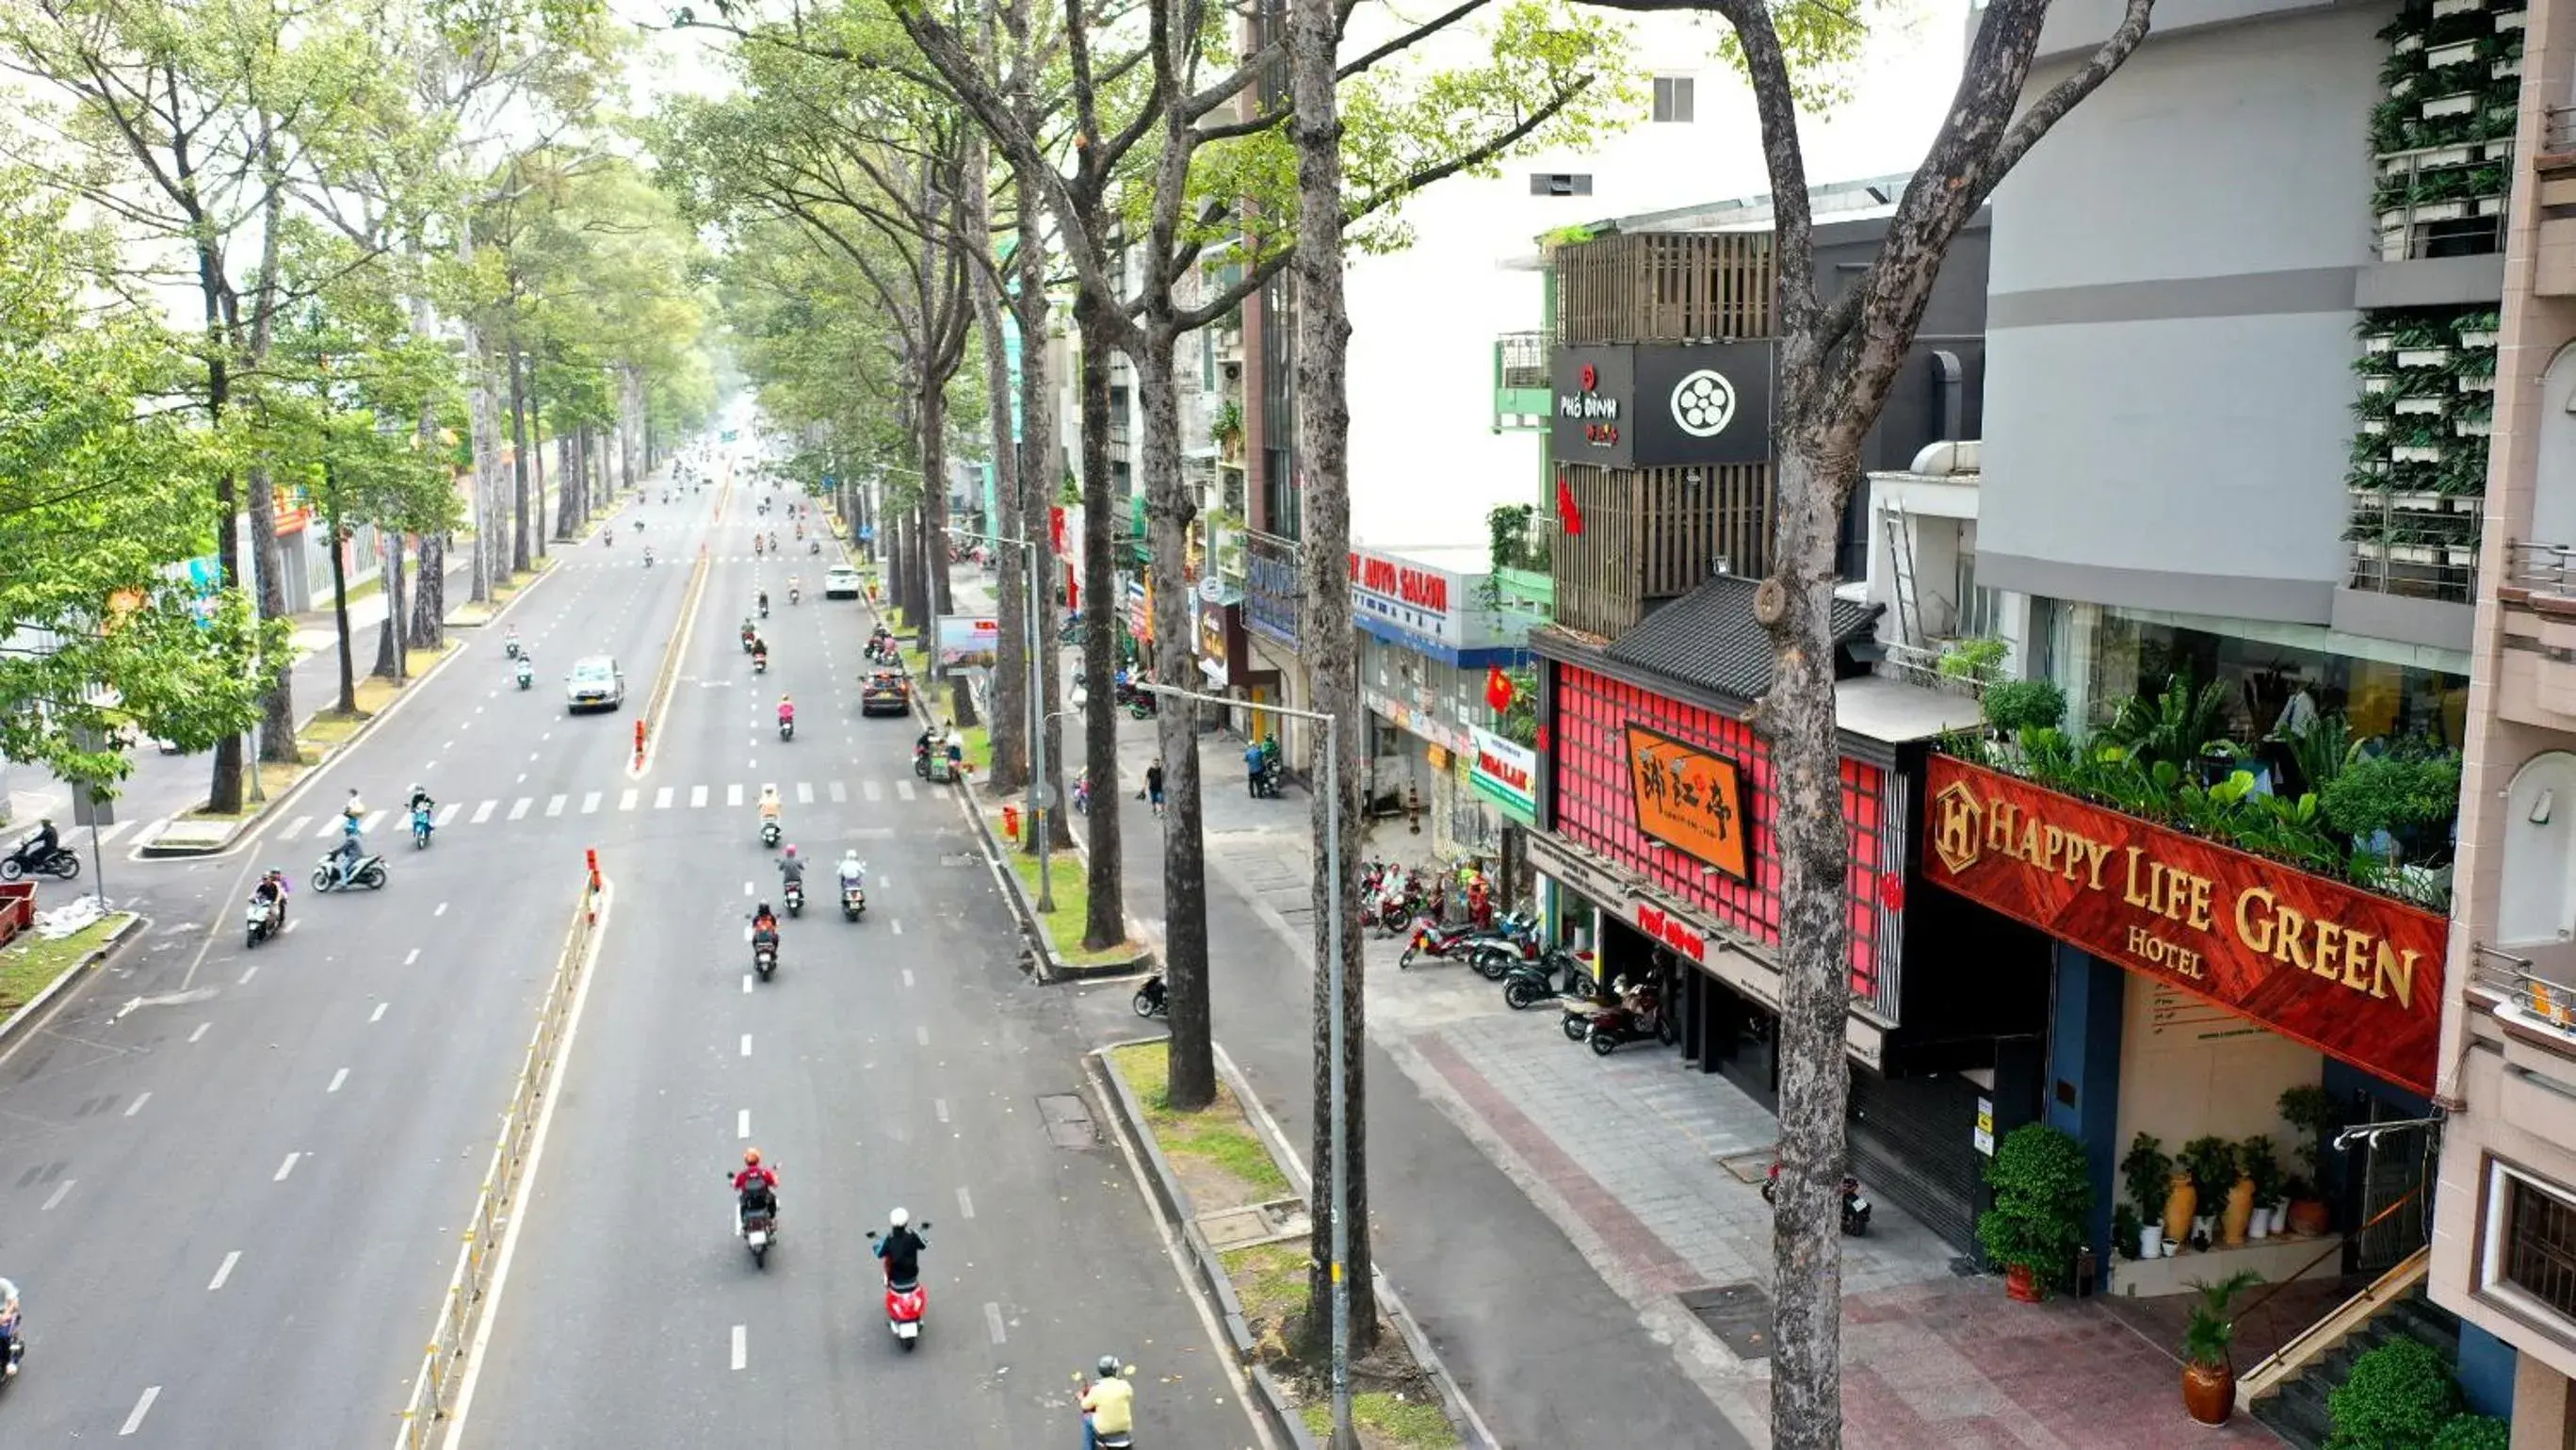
[[392, 871, 603, 1448], [2511, 540, 2576, 596], [1494, 331, 1549, 390]]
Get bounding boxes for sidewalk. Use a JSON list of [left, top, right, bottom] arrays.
[[1063, 689, 2287, 1447]]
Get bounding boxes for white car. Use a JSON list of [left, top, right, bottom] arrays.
[[825, 566, 862, 600], [566, 656, 626, 713]]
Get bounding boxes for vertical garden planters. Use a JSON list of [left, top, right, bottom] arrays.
[[2349, 305, 2496, 597]]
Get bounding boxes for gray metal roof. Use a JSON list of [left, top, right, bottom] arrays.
[[1603, 575, 1884, 702]]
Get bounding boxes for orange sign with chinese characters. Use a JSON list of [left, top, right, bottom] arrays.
[[1625, 725, 1750, 882]]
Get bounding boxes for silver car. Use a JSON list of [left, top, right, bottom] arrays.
[[566, 656, 625, 713]]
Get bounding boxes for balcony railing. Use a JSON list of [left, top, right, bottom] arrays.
[[2513, 540, 2576, 597], [1495, 331, 1549, 390]]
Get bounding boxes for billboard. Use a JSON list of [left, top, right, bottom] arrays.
[[934, 615, 1000, 668]]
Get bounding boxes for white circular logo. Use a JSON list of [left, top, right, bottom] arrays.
[[1670, 369, 1738, 438]]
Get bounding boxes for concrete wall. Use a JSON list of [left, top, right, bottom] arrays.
[[2111, 969, 2320, 1179], [1978, 5, 2392, 627]]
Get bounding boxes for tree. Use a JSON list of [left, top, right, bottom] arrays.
[[0, 169, 283, 793], [1573, 0, 2159, 1441]]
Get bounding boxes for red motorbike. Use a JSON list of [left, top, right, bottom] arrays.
[[1399, 918, 1481, 969], [867, 1225, 931, 1349]]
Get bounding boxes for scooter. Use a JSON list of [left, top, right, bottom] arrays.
[[758, 601, 770, 619], [735, 1184, 779, 1267], [1760, 1163, 1872, 1236], [311, 850, 388, 892], [0, 1300, 24, 1383], [1072, 1368, 1140, 1448], [1131, 973, 1168, 1019], [753, 652, 769, 676], [504, 637, 521, 660], [783, 879, 804, 917], [740, 627, 757, 654], [759, 819, 783, 849], [787, 586, 801, 605], [841, 881, 867, 921], [245, 893, 281, 949], [0, 836, 78, 883], [1399, 919, 1480, 969], [514, 660, 533, 690], [1582, 983, 1674, 1055], [1250, 758, 1284, 799], [1463, 914, 1544, 981], [753, 933, 779, 981], [866, 1226, 932, 1348], [1502, 945, 1596, 1010], [411, 806, 434, 850], [778, 714, 795, 742]]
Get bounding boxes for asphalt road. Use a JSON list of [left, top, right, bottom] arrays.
[[432, 471, 1256, 1448]]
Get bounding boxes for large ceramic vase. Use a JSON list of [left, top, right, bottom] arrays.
[[2222, 1176, 2257, 1246], [2162, 1168, 2198, 1247], [2288, 1197, 2331, 1236], [2182, 1359, 2237, 1426]]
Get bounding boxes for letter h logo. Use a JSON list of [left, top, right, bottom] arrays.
[[1930, 780, 1982, 875]]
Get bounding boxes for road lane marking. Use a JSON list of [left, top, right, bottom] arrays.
[[742, 974, 752, 994], [120, 1385, 159, 1435], [434, 803, 461, 826], [957, 1185, 976, 1219], [829, 781, 847, 803], [508, 798, 532, 821], [620, 789, 640, 810], [795, 781, 813, 805], [737, 1109, 750, 1139], [902, 969, 915, 987], [124, 1092, 149, 1116], [238, 965, 257, 985], [578, 791, 599, 814], [896, 780, 915, 802], [545, 795, 567, 817], [274, 1152, 300, 1181], [731, 1324, 747, 1370], [864, 781, 883, 802], [984, 1302, 1007, 1344], [187, 1022, 209, 1044], [726, 783, 744, 806], [283, 919, 300, 936], [934, 1098, 948, 1123], [281, 815, 311, 839], [95, 821, 129, 843], [914, 1025, 928, 1047], [656, 787, 674, 809], [361, 810, 386, 833], [741, 881, 753, 896], [472, 800, 497, 823], [740, 1035, 751, 1057], [208, 1250, 240, 1291], [690, 785, 708, 807], [404, 949, 420, 966], [41, 1180, 73, 1212], [328, 1067, 348, 1094], [435, 902, 449, 918], [890, 919, 902, 937], [370, 1002, 388, 1023]]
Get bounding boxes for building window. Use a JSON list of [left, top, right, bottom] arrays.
[[1530, 172, 1593, 197], [1652, 76, 1694, 123], [2486, 1163, 2576, 1328]]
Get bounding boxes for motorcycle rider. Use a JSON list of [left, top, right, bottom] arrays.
[[776, 693, 795, 734], [777, 845, 805, 896], [407, 782, 436, 823], [514, 649, 534, 686], [873, 1207, 926, 1283], [1079, 1356, 1135, 1448], [8, 817, 58, 873], [836, 850, 865, 904], [252, 867, 290, 927], [0, 1276, 21, 1377], [504, 625, 521, 658], [756, 784, 783, 836], [335, 790, 367, 874], [757, 589, 770, 617], [732, 1149, 780, 1232]]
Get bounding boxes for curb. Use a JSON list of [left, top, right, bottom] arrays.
[[628, 546, 714, 779], [138, 546, 575, 859], [1090, 1043, 1321, 1450], [0, 911, 147, 1051]]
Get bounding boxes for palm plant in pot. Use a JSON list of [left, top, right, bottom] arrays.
[[2179, 1136, 2238, 1248], [1979, 1124, 2092, 1301], [2181, 1269, 2265, 1426]]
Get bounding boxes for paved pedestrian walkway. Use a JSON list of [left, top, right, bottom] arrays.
[[1031, 667, 2286, 1448]]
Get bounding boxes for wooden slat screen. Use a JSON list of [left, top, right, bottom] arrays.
[[1555, 232, 1777, 345], [1550, 462, 1774, 639]]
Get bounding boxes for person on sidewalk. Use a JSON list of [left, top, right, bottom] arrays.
[[1145, 759, 1165, 817]]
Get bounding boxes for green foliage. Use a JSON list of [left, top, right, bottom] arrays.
[[1938, 636, 2009, 682], [1982, 678, 2066, 737], [2179, 1135, 2240, 1202], [1976, 1124, 2091, 1290], [2320, 746, 2463, 846], [1488, 502, 1544, 574], [2328, 1338, 2459, 1449], [1706, 0, 1889, 112], [2120, 1133, 2173, 1221], [2181, 1270, 2264, 1368], [1495, 666, 1540, 747], [1210, 398, 1242, 448], [2433, 1414, 2512, 1450], [2279, 1084, 2341, 1181], [2111, 1202, 2142, 1261], [2099, 670, 2233, 768], [2239, 1137, 2285, 1206]]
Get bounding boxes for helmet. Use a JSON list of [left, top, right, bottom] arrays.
[[784, 844, 798, 858], [843, 850, 859, 864], [1096, 1355, 1122, 1379], [743, 1148, 762, 1165], [889, 1207, 909, 1229]]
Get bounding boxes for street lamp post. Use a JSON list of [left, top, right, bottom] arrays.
[[1135, 680, 1353, 1449]]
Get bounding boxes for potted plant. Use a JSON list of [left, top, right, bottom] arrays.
[[2240, 1137, 2285, 1239], [2280, 1084, 2340, 1234], [2121, 1133, 2173, 1258], [2181, 1269, 2265, 1426], [1209, 398, 1244, 460], [2180, 1136, 2237, 1246], [2114, 1202, 2144, 1262], [1978, 1123, 2092, 1301]]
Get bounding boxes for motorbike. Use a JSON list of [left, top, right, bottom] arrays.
[[644, 550, 655, 568], [504, 637, 521, 660], [753, 652, 769, 676], [1250, 759, 1284, 799], [808, 540, 821, 555], [311, 850, 388, 892], [758, 601, 770, 619], [778, 714, 795, 742], [0, 1300, 23, 1383], [913, 744, 933, 779], [787, 587, 801, 605], [1760, 1163, 1872, 1236], [753, 933, 779, 981], [411, 806, 434, 850], [245, 893, 282, 949], [841, 881, 867, 921], [514, 660, 533, 690], [1131, 973, 1168, 1019], [866, 1227, 932, 1348], [1577, 982, 1674, 1055], [736, 1185, 779, 1267], [759, 819, 783, 849], [0, 837, 78, 884], [1073, 776, 1093, 815], [783, 879, 804, 917], [753, 538, 764, 555], [1399, 919, 1480, 969], [1072, 1369, 1140, 1449], [1463, 914, 1545, 981], [740, 627, 757, 654], [1502, 945, 1597, 1010]]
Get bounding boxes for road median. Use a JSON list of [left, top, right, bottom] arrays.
[[0, 910, 143, 1048]]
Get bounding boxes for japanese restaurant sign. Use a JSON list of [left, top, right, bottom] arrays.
[[1923, 756, 2447, 1095], [1625, 725, 1751, 882]]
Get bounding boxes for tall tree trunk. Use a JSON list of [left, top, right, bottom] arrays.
[[1288, 0, 1378, 1363], [970, 151, 1027, 794], [1140, 334, 1215, 1109], [1076, 296, 1126, 951], [1014, 188, 1074, 852], [373, 529, 406, 681], [205, 362, 244, 816], [555, 428, 576, 541], [463, 324, 500, 603], [921, 379, 957, 623], [245, 466, 299, 764], [526, 352, 548, 558], [508, 330, 533, 575], [327, 494, 356, 716]]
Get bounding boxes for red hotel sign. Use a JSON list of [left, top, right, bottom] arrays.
[[1924, 757, 2446, 1095]]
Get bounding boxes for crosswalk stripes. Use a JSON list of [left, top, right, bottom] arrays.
[[508, 798, 532, 821], [233, 773, 933, 844], [863, 781, 883, 803], [725, 783, 744, 807], [689, 785, 708, 808], [829, 781, 847, 804], [544, 794, 566, 818], [92, 821, 130, 845], [619, 789, 639, 811], [360, 811, 386, 835], [581, 791, 601, 814], [896, 780, 915, 802], [795, 781, 813, 805], [280, 815, 312, 840], [656, 787, 675, 809], [472, 800, 497, 824], [433, 804, 461, 827]]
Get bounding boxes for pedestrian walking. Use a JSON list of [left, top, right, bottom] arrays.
[[1145, 759, 1166, 817]]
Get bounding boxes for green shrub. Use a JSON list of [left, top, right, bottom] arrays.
[[2112, 1202, 2142, 1261], [1940, 636, 2010, 682], [1982, 678, 2066, 736], [1977, 1123, 2091, 1292], [2432, 1414, 2511, 1450], [2120, 1132, 2172, 1222], [2328, 1338, 2459, 1449]]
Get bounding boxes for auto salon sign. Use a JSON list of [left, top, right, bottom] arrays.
[[1468, 727, 1538, 822], [1348, 548, 1468, 650], [1923, 756, 2447, 1095]]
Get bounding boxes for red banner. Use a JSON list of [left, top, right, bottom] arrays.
[[1923, 757, 2446, 1095]]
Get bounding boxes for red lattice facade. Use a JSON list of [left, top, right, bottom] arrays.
[[1550, 663, 1900, 1002]]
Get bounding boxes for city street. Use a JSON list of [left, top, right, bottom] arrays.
[[0, 449, 1252, 1447]]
